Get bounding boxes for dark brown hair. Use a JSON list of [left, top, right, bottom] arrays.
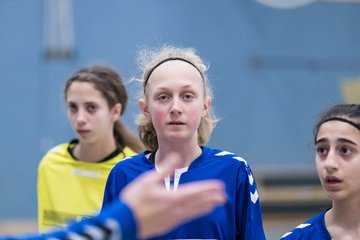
[[314, 104, 360, 144], [65, 65, 145, 152]]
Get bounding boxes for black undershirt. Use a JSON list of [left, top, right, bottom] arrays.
[[67, 139, 125, 163]]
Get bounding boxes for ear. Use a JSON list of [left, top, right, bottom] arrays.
[[139, 98, 150, 117], [202, 97, 211, 117], [111, 103, 122, 122]]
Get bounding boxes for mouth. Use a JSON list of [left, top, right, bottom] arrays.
[[77, 129, 90, 135], [168, 121, 185, 125], [325, 176, 342, 184], [323, 175, 343, 191]]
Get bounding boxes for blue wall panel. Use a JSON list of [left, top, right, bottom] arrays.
[[0, 0, 360, 218]]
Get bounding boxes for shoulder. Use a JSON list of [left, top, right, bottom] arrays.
[[111, 151, 151, 172], [204, 146, 250, 169], [122, 146, 138, 157], [280, 211, 331, 240], [106, 152, 153, 186], [46, 143, 69, 155], [39, 143, 70, 164]]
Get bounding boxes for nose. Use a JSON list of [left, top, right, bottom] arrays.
[[170, 97, 183, 115], [76, 109, 87, 125], [324, 150, 339, 173]]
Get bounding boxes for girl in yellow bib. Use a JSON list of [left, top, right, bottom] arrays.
[[37, 65, 145, 231]]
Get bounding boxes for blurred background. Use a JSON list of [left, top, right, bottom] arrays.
[[1, 0, 360, 238]]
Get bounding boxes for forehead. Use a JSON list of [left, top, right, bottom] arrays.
[[146, 60, 204, 88], [66, 81, 104, 101], [317, 121, 360, 142]]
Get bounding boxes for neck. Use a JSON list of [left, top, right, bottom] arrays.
[[75, 138, 118, 163], [155, 141, 202, 168], [326, 199, 360, 238]]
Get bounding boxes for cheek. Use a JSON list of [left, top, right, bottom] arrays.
[[188, 105, 204, 124], [67, 112, 77, 126], [93, 111, 114, 128], [150, 108, 166, 128], [347, 160, 360, 179], [104, 112, 116, 126], [315, 157, 323, 174], [315, 162, 322, 177]]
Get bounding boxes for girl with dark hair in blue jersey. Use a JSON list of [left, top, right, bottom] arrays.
[[281, 104, 360, 240], [101, 45, 266, 240]]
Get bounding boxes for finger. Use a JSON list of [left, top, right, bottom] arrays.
[[175, 180, 226, 205], [169, 180, 226, 223]]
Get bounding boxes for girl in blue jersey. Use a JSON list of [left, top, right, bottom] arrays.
[[102, 46, 266, 240], [281, 104, 360, 240]]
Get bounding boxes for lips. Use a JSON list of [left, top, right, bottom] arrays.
[[325, 176, 341, 184], [77, 129, 90, 135], [168, 121, 185, 125], [323, 175, 342, 191]]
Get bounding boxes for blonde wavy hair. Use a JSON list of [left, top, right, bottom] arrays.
[[135, 45, 218, 151]]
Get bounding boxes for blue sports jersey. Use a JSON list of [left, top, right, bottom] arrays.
[[280, 210, 332, 240], [102, 146, 265, 240], [0, 199, 137, 240]]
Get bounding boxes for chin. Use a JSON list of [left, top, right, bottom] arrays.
[[79, 136, 95, 144], [325, 191, 347, 202], [166, 134, 187, 142]]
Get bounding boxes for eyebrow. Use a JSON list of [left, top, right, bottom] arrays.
[[154, 84, 196, 91], [67, 101, 98, 105], [315, 137, 358, 146]]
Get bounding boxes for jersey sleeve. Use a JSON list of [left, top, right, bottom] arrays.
[[37, 157, 45, 231], [280, 211, 331, 240], [235, 162, 266, 240], [0, 199, 137, 240], [37, 153, 51, 232]]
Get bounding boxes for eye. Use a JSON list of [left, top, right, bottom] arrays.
[[339, 146, 352, 155], [86, 104, 97, 113], [316, 146, 328, 156], [68, 103, 78, 113], [182, 93, 194, 101], [157, 93, 170, 102]]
